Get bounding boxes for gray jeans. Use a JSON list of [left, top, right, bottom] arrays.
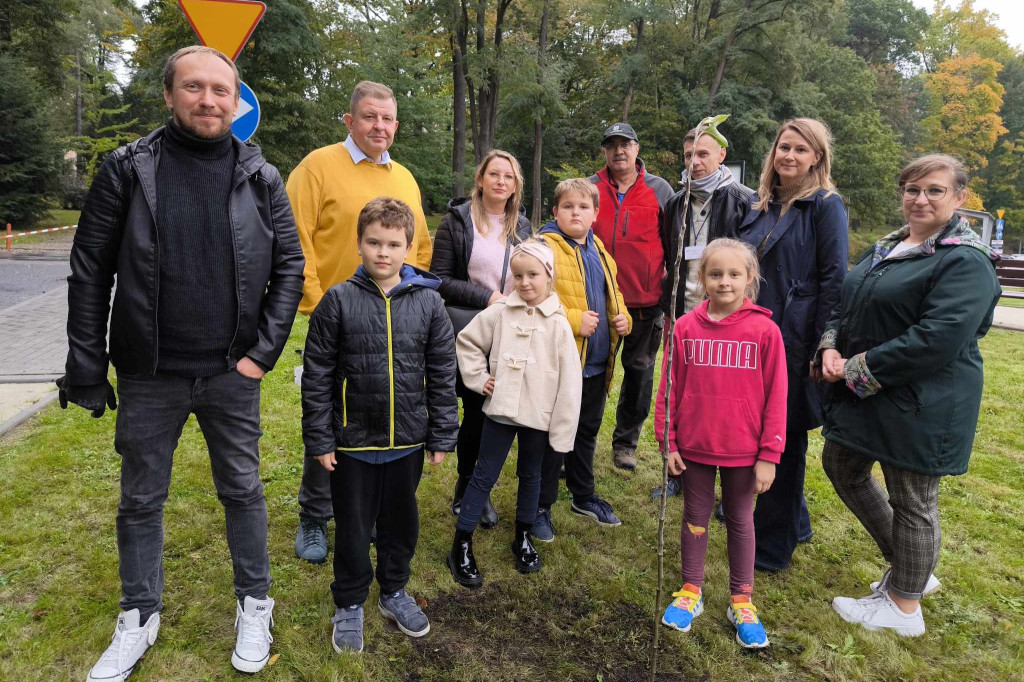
[[822, 439, 941, 600], [114, 370, 271, 617]]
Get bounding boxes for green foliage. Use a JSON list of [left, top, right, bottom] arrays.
[[0, 51, 63, 228], [3, 0, 1024, 235]]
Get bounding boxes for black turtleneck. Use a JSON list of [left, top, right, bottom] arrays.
[[155, 118, 238, 377]]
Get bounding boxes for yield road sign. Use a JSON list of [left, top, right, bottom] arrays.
[[232, 81, 260, 143], [178, 0, 267, 60]]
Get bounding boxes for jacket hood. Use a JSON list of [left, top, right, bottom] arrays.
[[539, 221, 592, 247], [503, 290, 563, 317], [692, 298, 773, 326], [871, 214, 1000, 269], [353, 264, 441, 292]]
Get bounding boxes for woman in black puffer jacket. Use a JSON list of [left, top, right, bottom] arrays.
[[430, 150, 533, 526]]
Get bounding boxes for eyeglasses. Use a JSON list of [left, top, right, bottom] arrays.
[[900, 186, 949, 202]]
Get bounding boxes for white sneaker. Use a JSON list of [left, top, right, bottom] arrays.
[[870, 568, 941, 597], [833, 590, 926, 637], [86, 609, 159, 681], [232, 596, 275, 673]]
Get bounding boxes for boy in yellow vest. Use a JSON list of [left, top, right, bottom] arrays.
[[534, 178, 632, 540]]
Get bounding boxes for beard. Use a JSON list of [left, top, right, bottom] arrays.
[[175, 111, 232, 140]]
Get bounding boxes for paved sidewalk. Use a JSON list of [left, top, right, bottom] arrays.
[[992, 305, 1024, 332], [0, 285, 68, 382]]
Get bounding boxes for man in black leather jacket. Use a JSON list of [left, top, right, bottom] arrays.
[[61, 46, 304, 681]]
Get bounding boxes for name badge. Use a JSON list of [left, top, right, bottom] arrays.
[[684, 245, 705, 261]]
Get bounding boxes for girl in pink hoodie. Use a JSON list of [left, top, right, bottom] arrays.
[[654, 238, 787, 649]]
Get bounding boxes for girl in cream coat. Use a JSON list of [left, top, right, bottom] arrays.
[[447, 239, 582, 588]]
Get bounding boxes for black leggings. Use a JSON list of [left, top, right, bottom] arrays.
[[456, 418, 549, 530]]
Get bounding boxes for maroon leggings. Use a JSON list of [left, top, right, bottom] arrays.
[[681, 460, 756, 596]]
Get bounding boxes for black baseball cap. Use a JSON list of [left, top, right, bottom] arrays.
[[601, 122, 638, 145]]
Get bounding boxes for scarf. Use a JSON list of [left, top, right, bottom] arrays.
[[870, 214, 999, 270], [680, 166, 734, 203]]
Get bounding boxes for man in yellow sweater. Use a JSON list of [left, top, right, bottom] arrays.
[[286, 80, 433, 316], [287, 81, 434, 563]]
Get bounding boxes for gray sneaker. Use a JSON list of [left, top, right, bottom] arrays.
[[378, 589, 430, 637], [613, 448, 637, 471], [331, 605, 364, 653], [295, 518, 328, 564]]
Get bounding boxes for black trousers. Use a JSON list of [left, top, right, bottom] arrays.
[[612, 306, 664, 452], [539, 372, 607, 508], [329, 450, 424, 607], [455, 389, 487, 478], [753, 429, 808, 571]]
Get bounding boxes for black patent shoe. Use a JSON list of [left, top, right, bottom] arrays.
[[512, 521, 542, 574], [451, 476, 471, 516], [447, 529, 483, 588], [480, 494, 499, 529]]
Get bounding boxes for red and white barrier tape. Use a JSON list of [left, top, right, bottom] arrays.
[[5, 224, 77, 240]]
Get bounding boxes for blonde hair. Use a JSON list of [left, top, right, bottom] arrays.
[[696, 238, 761, 302], [350, 81, 396, 113], [754, 118, 837, 213], [471, 150, 527, 243], [509, 237, 555, 297], [553, 178, 600, 207], [899, 154, 968, 194]]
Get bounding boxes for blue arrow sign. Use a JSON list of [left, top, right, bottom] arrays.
[[232, 81, 260, 143]]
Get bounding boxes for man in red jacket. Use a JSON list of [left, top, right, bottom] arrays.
[[589, 123, 673, 470]]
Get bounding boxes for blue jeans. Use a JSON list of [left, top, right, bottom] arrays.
[[114, 370, 271, 617]]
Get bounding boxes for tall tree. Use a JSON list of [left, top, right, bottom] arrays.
[[531, 0, 552, 226], [920, 53, 1007, 171], [0, 51, 63, 228], [466, 0, 514, 162]]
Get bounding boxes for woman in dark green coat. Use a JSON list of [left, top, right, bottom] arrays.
[[815, 154, 1001, 638]]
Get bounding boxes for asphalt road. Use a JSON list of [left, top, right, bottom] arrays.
[[0, 256, 71, 311]]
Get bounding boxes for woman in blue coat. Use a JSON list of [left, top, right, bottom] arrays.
[[738, 118, 849, 571]]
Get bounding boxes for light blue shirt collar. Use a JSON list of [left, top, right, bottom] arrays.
[[343, 134, 391, 166]]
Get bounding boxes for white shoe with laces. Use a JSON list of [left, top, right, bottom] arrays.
[[833, 589, 926, 637], [86, 609, 159, 681], [232, 596, 275, 673]]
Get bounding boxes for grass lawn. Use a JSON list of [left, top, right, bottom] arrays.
[[998, 287, 1024, 308], [1, 315, 1022, 681]]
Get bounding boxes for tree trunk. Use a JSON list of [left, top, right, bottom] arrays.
[[449, 0, 469, 197], [707, 0, 752, 104], [75, 51, 83, 136], [622, 17, 645, 123], [531, 0, 551, 227]]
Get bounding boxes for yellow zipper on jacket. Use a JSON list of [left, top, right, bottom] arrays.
[[372, 281, 397, 448], [341, 378, 348, 427]]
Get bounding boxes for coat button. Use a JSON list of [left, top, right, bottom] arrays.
[[527, 308, 534, 315], [776, 265, 783, 271], [776, 296, 783, 304]]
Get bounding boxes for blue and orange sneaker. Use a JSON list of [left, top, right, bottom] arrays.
[[661, 584, 704, 632], [726, 597, 769, 648]]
